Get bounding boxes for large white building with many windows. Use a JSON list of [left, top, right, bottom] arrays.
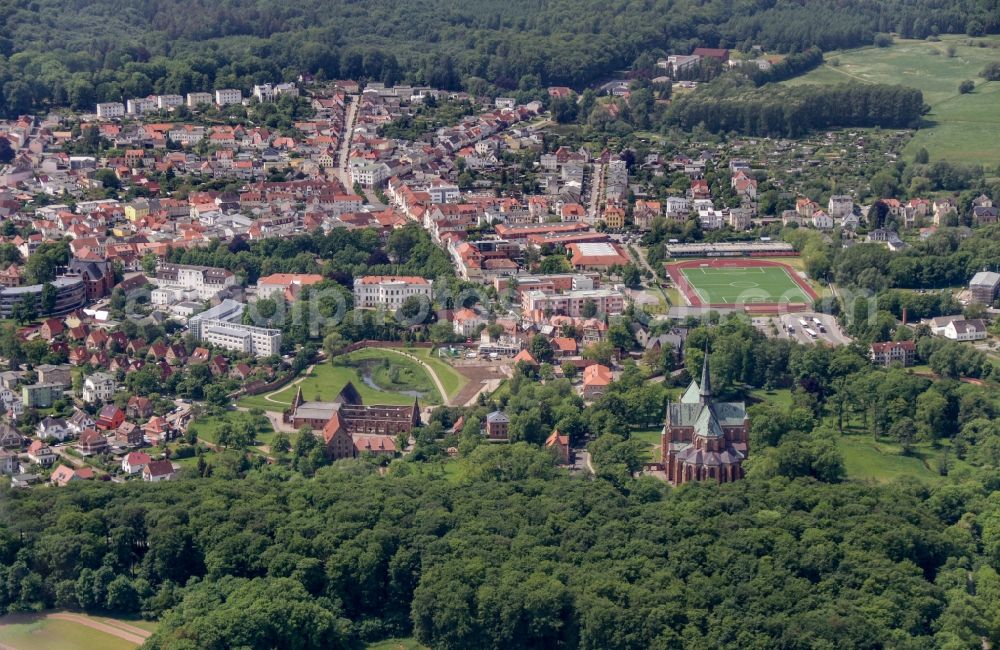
[[156, 94, 184, 110], [199, 320, 282, 357], [153, 263, 237, 301], [96, 102, 125, 119], [253, 83, 299, 102], [354, 276, 433, 311], [186, 92, 214, 107], [215, 89, 243, 106], [350, 163, 391, 188], [126, 97, 157, 115]]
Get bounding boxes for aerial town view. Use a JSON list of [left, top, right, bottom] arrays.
[[1, 1, 1000, 648]]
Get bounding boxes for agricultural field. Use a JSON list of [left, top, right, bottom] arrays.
[[784, 36, 1000, 166], [0, 612, 154, 650]]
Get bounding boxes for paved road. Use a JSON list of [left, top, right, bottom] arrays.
[[336, 94, 359, 189], [51, 445, 84, 468], [588, 162, 606, 223], [762, 312, 852, 346], [633, 244, 672, 307]]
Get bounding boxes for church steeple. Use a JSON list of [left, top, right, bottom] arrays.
[[699, 342, 712, 404]]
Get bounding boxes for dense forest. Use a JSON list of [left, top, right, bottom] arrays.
[[161, 223, 453, 285], [2, 461, 1000, 649], [0, 0, 998, 116], [665, 79, 926, 137]]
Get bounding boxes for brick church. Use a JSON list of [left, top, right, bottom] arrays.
[[661, 349, 749, 485]]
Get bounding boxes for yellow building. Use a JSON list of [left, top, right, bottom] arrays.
[[603, 206, 625, 229], [124, 199, 150, 222]]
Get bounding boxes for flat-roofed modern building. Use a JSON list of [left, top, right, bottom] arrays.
[[188, 299, 245, 337], [521, 288, 625, 319], [200, 320, 281, 357]]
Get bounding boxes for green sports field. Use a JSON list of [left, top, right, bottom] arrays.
[[679, 265, 812, 305]]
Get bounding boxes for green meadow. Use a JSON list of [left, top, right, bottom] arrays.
[[784, 36, 1000, 166]]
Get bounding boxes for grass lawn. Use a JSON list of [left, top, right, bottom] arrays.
[[394, 457, 468, 482], [120, 619, 159, 633], [756, 256, 806, 271], [679, 265, 813, 306], [630, 428, 662, 462], [661, 283, 684, 307], [239, 348, 448, 410], [837, 433, 941, 483], [0, 615, 140, 650], [410, 348, 467, 398], [366, 638, 428, 650], [189, 410, 274, 446], [783, 35, 1000, 166], [750, 388, 795, 409], [752, 389, 977, 484], [489, 379, 510, 401], [352, 353, 437, 396]]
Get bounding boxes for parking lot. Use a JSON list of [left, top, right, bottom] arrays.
[[753, 311, 852, 346]]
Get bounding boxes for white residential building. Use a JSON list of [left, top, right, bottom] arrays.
[[427, 180, 460, 204], [156, 94, 184, 110], [828, 195, 854, 219], [37, 416, 70, 442], [154, 263, 237, 300], [27, 441, 56, 466], [699, 209, 726, 230], [96, 102, 126, 119], [452, 308, 486, 337], [122, 451, 151, 475], [811, 211, 834, 229], [943, 318, 988, 341], [354, 276, 434, 311], [142, 460, 175, 482], [186, 92, 214, 108], [660, 54, 702, 74], [82, 372, 117, 404], [199, 320, 282, 357], [126, 97, 157, 115], [253, 84, 275, 101], [253, 83, 299, 102], [215, 89, 243, 106], [350, 162, 391, 188], [67, 409, 96, 435], [665, 196, 691, 220]]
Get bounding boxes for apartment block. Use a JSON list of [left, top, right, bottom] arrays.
[[199, 320, 282, 357]]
